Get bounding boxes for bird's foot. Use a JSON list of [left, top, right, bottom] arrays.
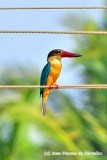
[[54, 84, 59, 89], [49, 85, 53, 89], [48, 84, 59, 89]]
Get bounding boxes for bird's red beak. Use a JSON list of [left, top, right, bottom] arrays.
[[60, 51, 81, 58]]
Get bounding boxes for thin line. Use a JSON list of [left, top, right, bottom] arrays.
[[0, 30, 107, 35], [0, 85, 107, 89], [0, 6, 107, 10]]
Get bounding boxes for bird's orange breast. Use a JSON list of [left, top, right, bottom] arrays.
[[46, 58, 62, 85], [43, 56, 62, 104]]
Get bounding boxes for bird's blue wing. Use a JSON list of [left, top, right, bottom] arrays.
[[40, 62, 51, 96]]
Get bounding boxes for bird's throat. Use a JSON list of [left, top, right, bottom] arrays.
[[48, 56, 62, 78], [48, 56, 62, 68]]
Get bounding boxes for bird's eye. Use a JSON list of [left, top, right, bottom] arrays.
[[57, 50, 61, 53]]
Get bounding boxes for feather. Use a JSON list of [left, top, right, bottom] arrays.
[[42, 101, 46, 116], [40, 62, 51, 96], [40, 62, 51, 115]]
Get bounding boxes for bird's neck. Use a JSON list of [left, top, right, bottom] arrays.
[[48, 56, 61, 64], [48, 56, 62, 76]]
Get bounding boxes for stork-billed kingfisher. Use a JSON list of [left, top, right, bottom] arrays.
[[40, 49, 81, 116]]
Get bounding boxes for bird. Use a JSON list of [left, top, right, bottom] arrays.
[[40, 49, 81, 116]]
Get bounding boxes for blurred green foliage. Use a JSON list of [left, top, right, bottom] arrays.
[[0, 2, 107, 160]]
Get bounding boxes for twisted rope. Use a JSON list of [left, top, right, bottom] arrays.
[[0, 30, 107, 35], [0, 6, 107, 10], [0, 85, 107, 89]]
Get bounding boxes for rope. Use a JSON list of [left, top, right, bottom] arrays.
[[0, 30, 107, 35], [0, 6, 107, 10], [0, 85, 107, 89]]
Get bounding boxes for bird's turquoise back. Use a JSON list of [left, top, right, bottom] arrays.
[[40, 62, 51, 96]]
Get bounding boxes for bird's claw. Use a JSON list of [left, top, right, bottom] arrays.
[[54, 84, 59, 89], [49, 85, 53, 89], [49, 84, 59, 89]]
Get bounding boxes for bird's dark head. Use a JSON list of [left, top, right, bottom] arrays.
[[47, 49, 82, 61], [47, 49, 62, 60]]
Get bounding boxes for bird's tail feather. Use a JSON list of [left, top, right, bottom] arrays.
[[42, 101, 46, 116]]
